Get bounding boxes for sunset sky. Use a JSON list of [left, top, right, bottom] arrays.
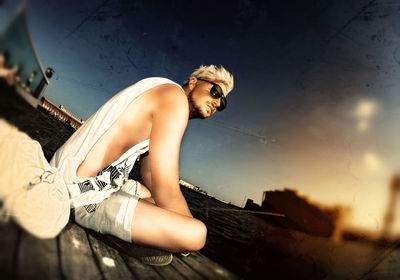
[[1, 0, 399, 235]]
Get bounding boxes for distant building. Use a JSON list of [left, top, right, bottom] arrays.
[[245, 188, 340, 238], [244, 199, 261, 212], [178, 178, 209, 195], [179, 178, 200, 191], [39, 97, 83, 129]]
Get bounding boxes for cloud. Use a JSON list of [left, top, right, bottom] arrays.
[[357, 119, 369, 131], [355, 100, 377, 118], [354, 99, 378, 132], [363, 152, 384, 171]]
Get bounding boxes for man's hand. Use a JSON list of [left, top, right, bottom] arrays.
[[0, 66, 18, 87]]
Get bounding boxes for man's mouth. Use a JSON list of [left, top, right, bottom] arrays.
[[206, 104, 213, 114]]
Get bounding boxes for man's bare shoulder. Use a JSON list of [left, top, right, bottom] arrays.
[[147, 83, 187, 100], [146, 83, 188, 114], [118, 83, 187, 128]]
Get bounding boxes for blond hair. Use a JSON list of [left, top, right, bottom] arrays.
[[184, 65, 234, 94]]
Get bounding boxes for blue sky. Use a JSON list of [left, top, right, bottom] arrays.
[[1, 0, 400, 235]]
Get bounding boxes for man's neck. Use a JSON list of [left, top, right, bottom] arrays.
[[182, 85, 195, 119]]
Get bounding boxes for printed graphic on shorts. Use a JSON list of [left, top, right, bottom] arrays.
[[78, 180, 94, 193], [84, 203, 97, 213], [95, 178, 107, 190], [97, 165, 121, 182], [71, 154, 144, 212]]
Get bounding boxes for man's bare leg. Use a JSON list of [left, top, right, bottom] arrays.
[[132, 168, 206, 253], [131, 199, 207, 253]]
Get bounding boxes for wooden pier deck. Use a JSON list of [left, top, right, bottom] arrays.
[[0, 220, 240, 280], [4, 82, 400, 279]]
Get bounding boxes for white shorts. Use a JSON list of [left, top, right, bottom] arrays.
[[73, 185, 141, 242]]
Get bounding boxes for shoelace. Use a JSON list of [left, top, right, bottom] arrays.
[[27, 168, 59, 189], [0, 168, 61, 221]]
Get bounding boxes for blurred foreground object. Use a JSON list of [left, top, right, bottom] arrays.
[[381, 174, 400, 240], [0, 53, 18, 86], [0, 3, 53, 107], [0, 118, 70, 238]]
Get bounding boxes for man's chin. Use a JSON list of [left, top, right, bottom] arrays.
[[189, 108, 207, 119], [190, 113, 206, 119]]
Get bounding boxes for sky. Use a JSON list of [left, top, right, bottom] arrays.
[[1, 0, 400, 235]]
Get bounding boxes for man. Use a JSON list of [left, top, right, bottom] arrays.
[[50, 65, 234, 265], [0, 53, 18, 86]]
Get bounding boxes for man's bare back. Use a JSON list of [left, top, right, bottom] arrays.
[[77, 84, 182, 179]]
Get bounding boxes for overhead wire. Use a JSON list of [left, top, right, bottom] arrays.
[[205, 118, 277, 145]]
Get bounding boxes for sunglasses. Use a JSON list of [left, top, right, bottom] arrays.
[[197, 78, 227, 111]]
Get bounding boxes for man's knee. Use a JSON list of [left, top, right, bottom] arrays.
[[184, 219, 207, 252]]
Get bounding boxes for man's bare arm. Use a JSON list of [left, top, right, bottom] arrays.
[[147, 85, 192, 217]]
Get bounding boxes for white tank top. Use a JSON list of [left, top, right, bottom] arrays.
[[50, 77, 183, 185]]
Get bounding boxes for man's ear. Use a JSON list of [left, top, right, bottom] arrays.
[[188, 76, 197, 90]]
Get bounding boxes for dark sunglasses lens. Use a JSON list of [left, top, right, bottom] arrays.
[[209, 84, 226, 111], [210, 85, 223, 98], [217, 97, 226, 111]]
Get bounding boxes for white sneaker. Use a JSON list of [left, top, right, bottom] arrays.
[[0, 119, 70, 238]]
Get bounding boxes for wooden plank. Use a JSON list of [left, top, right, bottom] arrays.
[[59, 222, 102, 280], [179, 252, 240, 280], [168, 255, 206, 280], [87, 232, 135, 280], [359, 245, 400, 280], [0, 222, 21, 279], [120, 252, 162, 280], [152, 258, 186, 280], [17, 231, 61, 280], [98, 233, 181, 280], [90, 232, 209, 280]]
